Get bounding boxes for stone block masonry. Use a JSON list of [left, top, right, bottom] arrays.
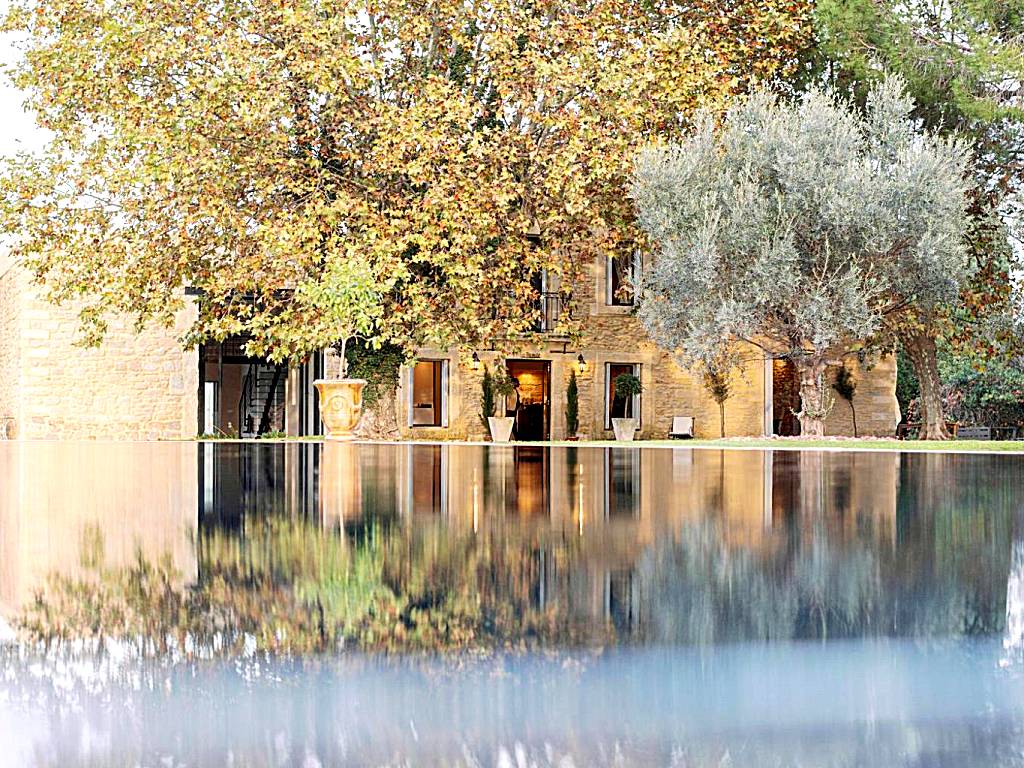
[[394, 249, 899, 442], [0, 262, 199, 440], [0, 262, 22, 437]]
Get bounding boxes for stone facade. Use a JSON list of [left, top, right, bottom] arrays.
[[0, 261, 22, 439], [0, 244, 898, 441], [0, 260, 199, 440], [396, 253, 900, 441]]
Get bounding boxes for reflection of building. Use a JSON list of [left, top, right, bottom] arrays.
[[3, 441, 1012, 646], [0, 442, 199, 616], [309, 444, 902, 633]]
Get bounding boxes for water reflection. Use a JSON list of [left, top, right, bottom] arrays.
[[1, 442, 1020, 653], [3, 442, 1024, 766]]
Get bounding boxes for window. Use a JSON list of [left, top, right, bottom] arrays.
[[534, 269, 562, 332], [409, 360, 448, 427], [606, 253, 638, 306], [605, 363, 640, 430]]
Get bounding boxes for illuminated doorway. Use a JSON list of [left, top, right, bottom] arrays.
[[505, 360, 551, 441]]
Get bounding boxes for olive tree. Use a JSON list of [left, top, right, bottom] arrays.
[[631, 78, 972, 436]]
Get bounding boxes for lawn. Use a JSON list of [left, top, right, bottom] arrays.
[[543, 437, 1024, 453], [194, 435, 1024, 453]]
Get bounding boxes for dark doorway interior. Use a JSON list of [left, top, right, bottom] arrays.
[[410, 444, 445, 516], [200, 337, 286, 438], [506, 360, 551, 441], [772, 359, 801, 436]]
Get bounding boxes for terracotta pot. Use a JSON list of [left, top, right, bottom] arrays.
[[612, 417, 638, 442], [314, 379, 367, 440], [488, 416, 515, 443]]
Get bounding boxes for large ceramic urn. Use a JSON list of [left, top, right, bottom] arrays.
[[314, 379, 367, 440]]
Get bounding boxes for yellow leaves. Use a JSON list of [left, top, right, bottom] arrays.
[[1, 0, 811, 357]]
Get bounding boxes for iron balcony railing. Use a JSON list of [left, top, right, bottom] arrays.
[[535, 291, 567, 333]]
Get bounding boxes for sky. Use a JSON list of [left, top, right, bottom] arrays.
[[0, 0, 45, 158]]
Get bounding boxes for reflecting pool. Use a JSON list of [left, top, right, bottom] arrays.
[[2, 442, 1024, 766]]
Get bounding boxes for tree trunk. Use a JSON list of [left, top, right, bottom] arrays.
[[718, 402, 725, 438], [849, 401, 858, 438], [902, 330, 948, 440], [794, 357, 829, 437], [355, 387, 400, 439]]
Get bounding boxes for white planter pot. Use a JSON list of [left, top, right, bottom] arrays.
[[612, 417, 638, 442], [488, 416, 515, 443]]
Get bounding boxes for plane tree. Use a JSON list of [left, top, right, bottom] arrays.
[[0, 0, 811, 367]]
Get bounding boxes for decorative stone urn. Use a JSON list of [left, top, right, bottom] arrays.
[[487, 416, 515, 443], [314, 379, 367, 440], [612, 417, 638, 442]]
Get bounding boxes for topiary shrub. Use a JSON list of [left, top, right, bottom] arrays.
[[565, 370, 580, 437]]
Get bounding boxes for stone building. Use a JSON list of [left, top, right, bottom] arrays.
[[0, 256, 321, 440], [0, 248, 899, 441], [394, 252, 900, 441]]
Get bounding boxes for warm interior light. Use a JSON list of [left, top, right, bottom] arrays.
[[577, 354, 587, 373]]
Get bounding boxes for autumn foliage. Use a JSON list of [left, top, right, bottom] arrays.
[[1, 0, 810, 358]]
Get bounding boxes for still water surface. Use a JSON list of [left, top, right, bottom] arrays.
[[2, 442, 1024, 766]]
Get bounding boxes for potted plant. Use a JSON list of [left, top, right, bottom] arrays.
[[483, 363, 516, 442], [299, 257, 385, 440], [565, 369, 580, 440], [612, 372, 642, 441]]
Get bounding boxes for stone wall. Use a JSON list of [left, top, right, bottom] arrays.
[[823, 355, 901, 437], [0, 262, 200, 440], [0, 262, 22, 438]]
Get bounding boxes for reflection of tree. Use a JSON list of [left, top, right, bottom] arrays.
[[18, 518, 593, 657], [17, 450, 1022, 655], [636, 511, 1010, 645]]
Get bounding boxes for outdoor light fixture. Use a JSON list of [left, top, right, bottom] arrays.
[[471, 352, 481, 370], [577, 354, 587, 373]]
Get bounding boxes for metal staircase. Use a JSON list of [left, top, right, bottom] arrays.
[[238, 363, 286, 437]]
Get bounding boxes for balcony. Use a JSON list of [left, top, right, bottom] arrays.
[[535, 291, 568, 334]]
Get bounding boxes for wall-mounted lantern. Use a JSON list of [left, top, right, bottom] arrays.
[[471, 352, 481, 370], [577, 354, 587, 374]]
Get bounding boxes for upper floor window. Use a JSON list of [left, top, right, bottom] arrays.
[[408, 360, 448, 427], [606, 253, 639, 306]]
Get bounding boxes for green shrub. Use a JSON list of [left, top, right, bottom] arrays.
[[480, 365, 495, 428], [565, 370, 580, 437], [613, 373, 643, 419]]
